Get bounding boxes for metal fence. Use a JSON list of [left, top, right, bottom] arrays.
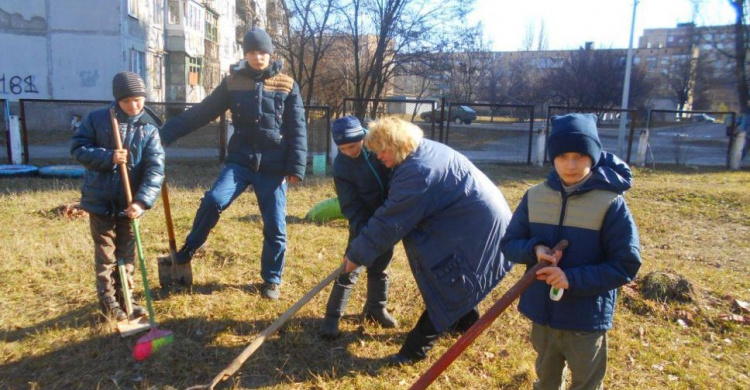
[[141, 102, 226, 161], [547, 106, 637, 164], [305, 105, 332, 165], [1, 99, 7, 163], [342, 98, 439, 140], [442, 103, 536, 164], [644, 109, 735, 168], [16, 99, 332, 166]]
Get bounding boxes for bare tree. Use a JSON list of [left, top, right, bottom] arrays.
[[276, 0, 339, 105], [443, 24, 493, 102], [694, 0, 749, 112], [542, 47, 652, 109], [521, 22, 535, 51], [537, 20, 548, 51], [664, 52, 698, 112], [339, 0, 473, 118]]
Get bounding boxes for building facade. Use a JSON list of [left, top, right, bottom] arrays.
[[0, 0, 261, 104]]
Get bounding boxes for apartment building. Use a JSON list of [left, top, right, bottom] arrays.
[[0, 0, 252, 103], [395, 22, 745, 113]]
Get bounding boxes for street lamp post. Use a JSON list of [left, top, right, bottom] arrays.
[[618, 0, 638, 158]]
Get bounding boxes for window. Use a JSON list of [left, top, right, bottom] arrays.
[[188, 56, 203, 86], [645, 56, 657, 70], [168, 0, 179, 24], [152, 54, 163, 89], [128, 0, 139, 18], [131, 49, 146, 81], [153, 0, 163, 26], [205, 11, 218, 43]]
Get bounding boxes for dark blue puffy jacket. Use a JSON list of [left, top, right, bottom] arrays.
[[159, 60, 307, 179], [346, 139, 514, 331], [501, 152, 641, 331], [71, 104, 165, 217], [333, 146, 390, 241]]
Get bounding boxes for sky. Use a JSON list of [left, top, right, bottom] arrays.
[[469, 0, 740, 52]]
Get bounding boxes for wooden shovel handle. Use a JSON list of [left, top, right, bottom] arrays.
[[192, 264, 345, 390], [161, 180, 177, 253], [409, 239, 569, 390], [109, 107, 133, 203]]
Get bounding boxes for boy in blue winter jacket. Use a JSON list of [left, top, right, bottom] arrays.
[[158, 28, 307, 299], [320, 116, 397, 338], [71, 72, 165, 322], [501, 113, 641, 389]]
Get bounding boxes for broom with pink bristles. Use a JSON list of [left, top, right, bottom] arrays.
[[110, 107, 174, 361]]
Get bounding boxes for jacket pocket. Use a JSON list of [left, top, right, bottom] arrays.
[[431, 251, 478, 312]]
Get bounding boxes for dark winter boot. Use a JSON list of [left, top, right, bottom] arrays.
[[100, 297, 127, 322], [320, 281, 353, 339], [363, 275, 398, 328]]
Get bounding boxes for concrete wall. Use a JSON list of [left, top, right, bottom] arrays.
[[0, 0, 166, 102]]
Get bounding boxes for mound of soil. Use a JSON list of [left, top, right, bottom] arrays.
[[640, 271, 699, 303]]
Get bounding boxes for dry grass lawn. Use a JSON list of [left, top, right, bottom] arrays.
[[0, 160, 748, 389]]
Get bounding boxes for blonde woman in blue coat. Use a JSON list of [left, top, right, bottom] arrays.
[[342, 117, 514, 365]]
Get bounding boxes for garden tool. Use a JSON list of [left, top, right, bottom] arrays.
[[157, 178, 193, 287], [116, 259, 151, 337], [409, 240, 569, 390], [186, 264, 344, 390], [110, 107, 174, 360]]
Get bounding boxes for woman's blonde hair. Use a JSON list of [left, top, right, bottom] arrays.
[[365, 117, 423, 165]]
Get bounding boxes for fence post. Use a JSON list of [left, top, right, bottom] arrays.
[[636, 128, 650, 167], [8, 115, 23, 164], [729, 131, 745, 170], [534, 129, 546, 166]]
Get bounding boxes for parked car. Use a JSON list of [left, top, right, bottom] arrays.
[[691, 114, 716, 123], [421, 105, 477, 124]]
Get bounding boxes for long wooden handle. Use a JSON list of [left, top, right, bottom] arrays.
[[109, 107, 133, 203], [409, 240, 569, 390], [192, 265, 344, 390], [161, 180, 177, 253]]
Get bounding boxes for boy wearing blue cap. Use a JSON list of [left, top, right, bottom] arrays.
[[501, 113, 641, 389], [320, 116, 397, 338]]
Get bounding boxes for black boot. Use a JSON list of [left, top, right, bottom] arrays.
[[321, 281, 353, 339], [100, 297, 127, 322], [363, 275, 398, 328]]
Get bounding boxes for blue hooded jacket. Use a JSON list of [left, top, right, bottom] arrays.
[[500, 152, 641, 331], [71, 104, 165, 217], [346, 139, 513, 331]]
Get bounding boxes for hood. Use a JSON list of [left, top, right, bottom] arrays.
[[547, 151, 633, 195]]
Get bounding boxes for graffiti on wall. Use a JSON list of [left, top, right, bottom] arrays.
[[0, 74, 39, 95]]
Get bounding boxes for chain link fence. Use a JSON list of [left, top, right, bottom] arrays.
[[144, 102, 225, 161], [305, 105, 331, 167], [343, 98, 438, 140], [644, 109, 735, 168], [442, 103, 537, 164]]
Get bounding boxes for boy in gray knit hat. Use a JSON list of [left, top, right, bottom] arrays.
[[71, 71, 165, 322], [159, 27, 306, 300]]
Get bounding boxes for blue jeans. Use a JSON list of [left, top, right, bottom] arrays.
[[185, 163, 287, 284]]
